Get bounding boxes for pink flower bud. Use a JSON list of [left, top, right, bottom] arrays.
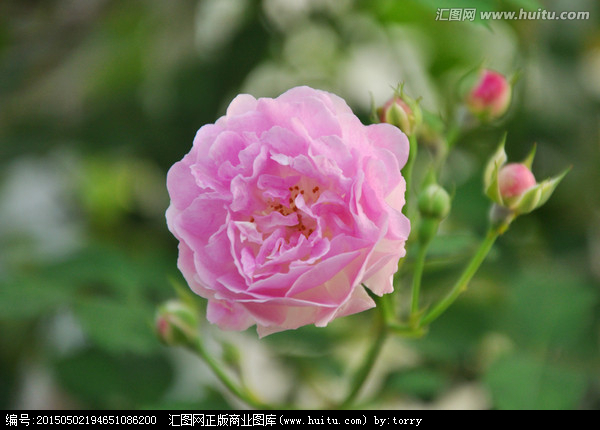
[[377, 88, 422, 135], [497, 163, 536, 199], [466, 69, 511, 121], [485, 138, 568, 218]]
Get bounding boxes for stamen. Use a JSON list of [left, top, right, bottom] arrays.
[[257, 180, 322, 239]]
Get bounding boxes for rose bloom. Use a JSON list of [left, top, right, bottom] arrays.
[[166, 86, 410, 336]]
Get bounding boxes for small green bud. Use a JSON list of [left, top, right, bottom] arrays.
[[418, 184, 451, 220], [155, 300, 199, 347]]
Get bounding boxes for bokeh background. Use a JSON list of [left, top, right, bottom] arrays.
[[1, 0, 598, 410]]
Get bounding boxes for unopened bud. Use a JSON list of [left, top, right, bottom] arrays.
[[498, 163, 536, 199], [378, 86, 422, 135], [418, 184, 451, 220], [156, 300, 199, 347], [379, 97, 414, 134], [417, 184, 451, 245], [484, 137, 569, 218], [466, 69, 512, 121]]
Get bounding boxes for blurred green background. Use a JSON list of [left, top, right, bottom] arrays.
[[1, 0, 598, 410]]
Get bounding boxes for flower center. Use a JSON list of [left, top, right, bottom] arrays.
[[255, 180, 322, 239]]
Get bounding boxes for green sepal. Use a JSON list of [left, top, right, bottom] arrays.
[[155, 299, 199, 347], [512, 183, 543, 214], [507, 166, 570, 214], [484, 134, 508, 192], [385, 101, 411, 133], [534, 166, 571, 209], [521, 143, 537, 169], [485, 161, 504, 206]]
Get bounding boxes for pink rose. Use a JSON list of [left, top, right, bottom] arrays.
[[166, 86, 410, 336]]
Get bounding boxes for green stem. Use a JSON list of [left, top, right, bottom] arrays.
[[434, 120, 462, 174], [420, 226, 500, 327], [339, 306, 388, 409], [410, 241, 430, 316], [402, 133, 418, 216], [378, 288, 396, 324], [445, 123, 461, 150], [189, 337, 273, 409], [387, 322, 427, 338]]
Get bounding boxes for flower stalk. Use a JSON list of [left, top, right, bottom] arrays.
[[410, 240, 430, 316], [339, 300, 388, 409], [403, 133, 419, 217], [188, 336, 275, 410], [411, 181, 451, 318], [420, 224, 501, 326]]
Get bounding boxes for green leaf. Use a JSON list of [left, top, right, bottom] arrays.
[[503, 267, 596, 350], [75, 298, 160, 354], [0, 276, 74, 319], [427, 232, 479, 264], [147, 388, 233, 410], [41, 243, 173, 300], [412, 300, 499, 364], [54, 348, 173, 408], [485, 352, 587, 409], [45, 245, 142, 296], [384, 368, 448, 400]]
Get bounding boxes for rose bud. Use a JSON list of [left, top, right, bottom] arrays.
[[466, 69, 512, 121], [497, 163, 536, 199], [156, 300, 199, 347], [417, 183, 451, 245], [484, 136, 569, 218], [378, 86, 422, 135], [418, 183, 451, 220]]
